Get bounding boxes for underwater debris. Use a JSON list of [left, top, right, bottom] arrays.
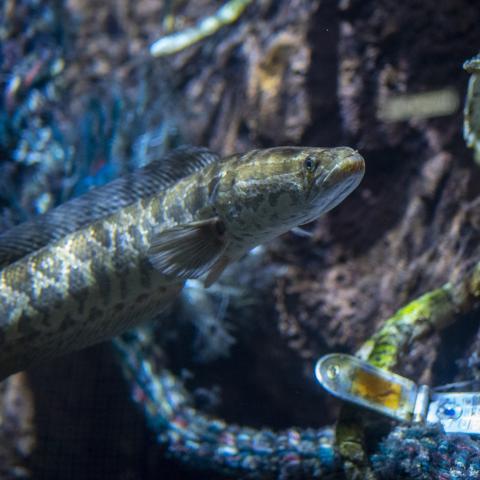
[[0, 373, 35, 479], [150, 0, 253, 57], [149, 0, 320, 153], [177, 246, 288, 363], [372, 425, 480, 480], [0, 0, 69, 219], [180, 279, 236, 363], [246, 30, 311, 143], [377, 88, 459, 123]]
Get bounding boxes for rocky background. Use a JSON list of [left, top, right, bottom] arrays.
[[2, 0, 480, 478]]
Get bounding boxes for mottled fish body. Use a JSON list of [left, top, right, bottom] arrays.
[[0, 146, 364, 379]]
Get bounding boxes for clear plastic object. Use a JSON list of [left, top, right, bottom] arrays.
[[315, 353, 480, 435], [315, 353, 419, 421]]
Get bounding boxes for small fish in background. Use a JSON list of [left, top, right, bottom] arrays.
[[0, 145, 364, 380]]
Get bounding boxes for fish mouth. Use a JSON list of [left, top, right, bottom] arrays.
[[338, 150, 365, 177], [321, 149, 365, 188]]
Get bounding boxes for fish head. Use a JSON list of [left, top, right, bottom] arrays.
[[297, 146, 365, 224], [214, 146, 365, 250]]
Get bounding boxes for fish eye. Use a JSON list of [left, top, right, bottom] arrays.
[[304, 156, 316, 172]]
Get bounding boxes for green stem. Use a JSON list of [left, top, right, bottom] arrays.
[[150, 0, 253, 57], [360, 284, 455, 369]]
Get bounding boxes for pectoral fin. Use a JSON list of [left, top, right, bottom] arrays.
[[204, 254, 230, 288], [148, 217, 227, 281]]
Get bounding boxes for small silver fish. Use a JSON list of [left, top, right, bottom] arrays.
[[0, 146, 364, 379]]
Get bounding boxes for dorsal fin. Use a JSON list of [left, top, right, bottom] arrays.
[[0, 146, 220, 268]]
